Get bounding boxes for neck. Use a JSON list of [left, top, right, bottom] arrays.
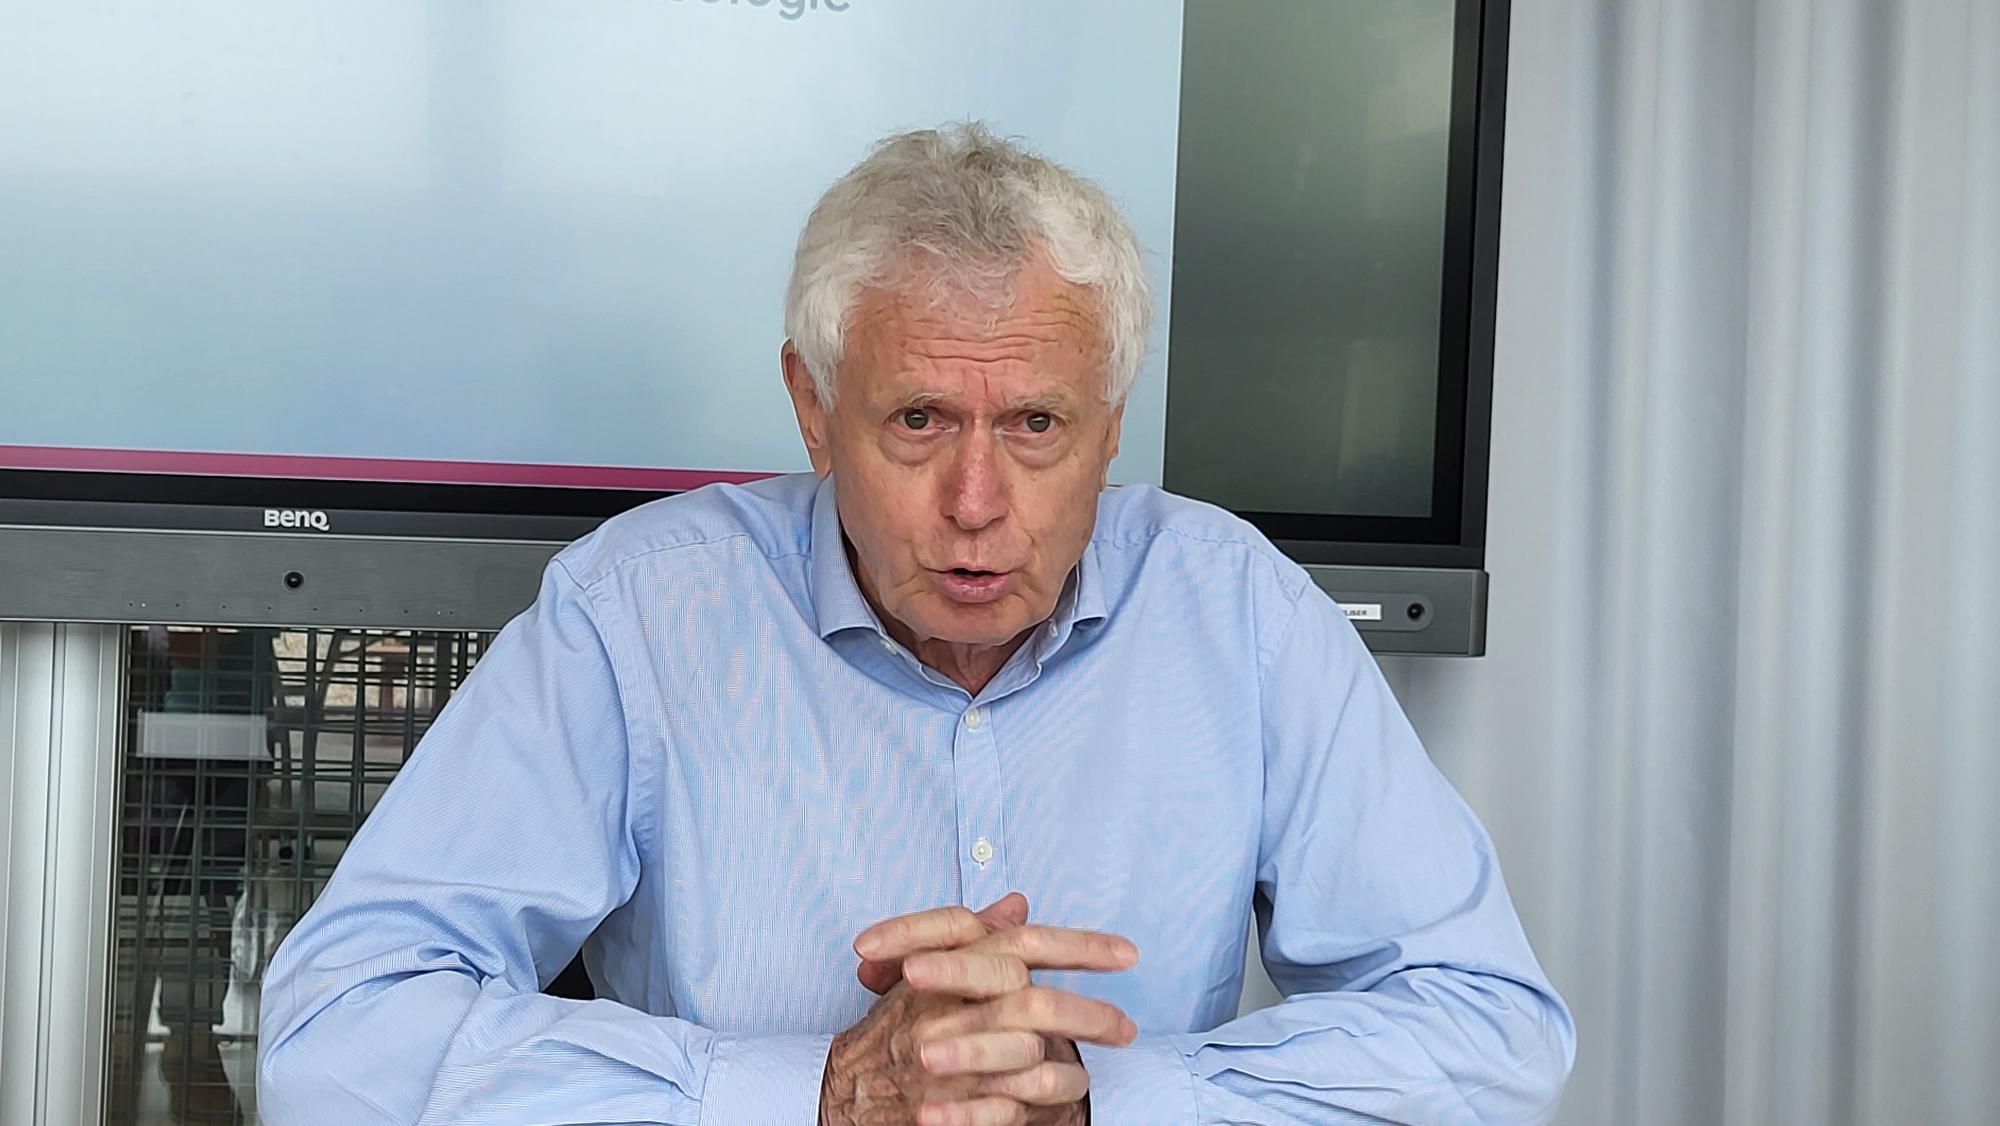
[[899, 629, 1031, 696]]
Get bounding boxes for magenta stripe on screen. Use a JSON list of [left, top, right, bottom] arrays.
[[0, 445, 778, 491]]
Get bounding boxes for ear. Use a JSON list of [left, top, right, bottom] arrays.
[[1102, 399, 1126, 487], [781, 343, 833, 478]]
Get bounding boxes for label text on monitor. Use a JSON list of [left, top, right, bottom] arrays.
[[264, 509, 332, 532]]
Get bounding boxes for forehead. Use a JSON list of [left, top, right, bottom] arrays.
[[841, 258, 1108, 404]]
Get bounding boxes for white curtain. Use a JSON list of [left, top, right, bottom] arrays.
[[1377, 1, 1999, 1123]]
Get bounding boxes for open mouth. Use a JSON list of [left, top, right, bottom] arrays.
[[935, 567, 1012, 604]]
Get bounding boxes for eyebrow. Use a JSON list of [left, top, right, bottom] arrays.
[[890, 388, 1076, 413], [1006, 393, 1073, 413]]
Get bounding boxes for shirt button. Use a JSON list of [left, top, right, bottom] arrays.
[[880, 638, 897, 654], [964, 707, 983, 730], [971, 838, 994, 865]]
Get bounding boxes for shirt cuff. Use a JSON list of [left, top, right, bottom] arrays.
[[698, 1031, 835, 1126], [1079, 1036, 1200, 1123]]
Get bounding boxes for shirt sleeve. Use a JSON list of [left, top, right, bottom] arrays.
[[255, 559, 828, 1125], [1082, 579, 1575, 1125]]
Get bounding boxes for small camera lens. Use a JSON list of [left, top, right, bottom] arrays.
[[284, 571, 305, 590], [1407, 602, 1426, 621]]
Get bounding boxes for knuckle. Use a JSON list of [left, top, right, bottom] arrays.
[[988, 926, 1035, 957], [926, 1038, 963, 1071], [1048, 926, 1088, 955], [1092, 1002, 1125, 1035], [949, 954, 981, 986], [995, 1033, 1036, 1068], [1030, 1064, 1064, 1099], [1030, 924, 1068, 950], [1000, 958, 1030, 991], [959, 1035, 994, 1068], [979, 1031, 1024, 1069]]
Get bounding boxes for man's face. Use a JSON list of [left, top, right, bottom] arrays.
[[783, 255, 1123, 651]]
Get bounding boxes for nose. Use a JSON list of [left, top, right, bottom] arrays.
[[943, 429, 1009, 532]]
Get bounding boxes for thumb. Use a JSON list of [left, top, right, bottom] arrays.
[[972, 892, 1029, 933]]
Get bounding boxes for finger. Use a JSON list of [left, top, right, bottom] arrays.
[[962, 924, 1140, 973], [917, 1097, 1027, 1126], [903, 950, 1031, 998], [979, 1060, 1091, 1106], [977, 892, 1030, 932], [857, 895, 1031, 994], [919, 1030, 1045, 1075], [855, 905, 987, 961], [918, 987, 1138, 1046]]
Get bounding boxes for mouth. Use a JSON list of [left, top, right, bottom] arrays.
[[933, 567, 1014, 605]]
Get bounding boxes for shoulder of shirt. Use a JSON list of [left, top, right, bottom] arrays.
[[1090, 483, 1314, 605], [547, 474, 817, 592]]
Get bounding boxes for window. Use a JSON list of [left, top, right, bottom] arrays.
[[106, 625, 489, 1125]]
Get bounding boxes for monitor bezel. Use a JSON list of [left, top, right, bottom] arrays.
[[1197, 0, 1505, 571]]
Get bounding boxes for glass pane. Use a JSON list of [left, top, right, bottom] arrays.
[[106, 625, 491, 1125], [1165, 0, 1458, 518]]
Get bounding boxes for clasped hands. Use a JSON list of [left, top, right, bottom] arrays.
[[818, 892, 1140, 1126]]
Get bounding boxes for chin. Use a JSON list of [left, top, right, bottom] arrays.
[[912, 603, 1034, 649]]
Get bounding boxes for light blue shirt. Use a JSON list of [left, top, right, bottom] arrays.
[[258, 473, 1573, 1124]]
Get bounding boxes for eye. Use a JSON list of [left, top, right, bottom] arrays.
[[1025, 412, 1053, 434], [900, 408, 932, 431]]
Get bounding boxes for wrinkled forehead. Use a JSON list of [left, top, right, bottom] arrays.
[[841, 260, 1111, 406]]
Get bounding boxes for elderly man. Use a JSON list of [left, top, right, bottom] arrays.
[[259, 124, 1573, 1125]]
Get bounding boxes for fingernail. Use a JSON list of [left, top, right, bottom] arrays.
[[855, 933, 883, 958], [920, 1040, 950, 1071]]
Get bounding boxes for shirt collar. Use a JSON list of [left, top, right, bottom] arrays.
[[805, 473, 1109, 646], [807, 474, 883, 639]]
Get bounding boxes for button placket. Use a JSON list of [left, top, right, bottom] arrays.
[[950, 701, 1009, 903]]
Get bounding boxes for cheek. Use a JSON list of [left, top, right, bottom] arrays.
[[1022, 478, 1103, 569], [842, 468, 939, 566]]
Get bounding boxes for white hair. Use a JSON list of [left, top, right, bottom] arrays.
[[783, 122, 1152, 406]]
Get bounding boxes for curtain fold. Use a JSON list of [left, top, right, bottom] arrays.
[[1380, 1, 2000, 1122]]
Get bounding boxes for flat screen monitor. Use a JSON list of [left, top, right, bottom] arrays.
[[0, 0, 1507, 654]]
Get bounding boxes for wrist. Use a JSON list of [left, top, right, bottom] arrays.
[[817, 1035, 841, 1126]]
